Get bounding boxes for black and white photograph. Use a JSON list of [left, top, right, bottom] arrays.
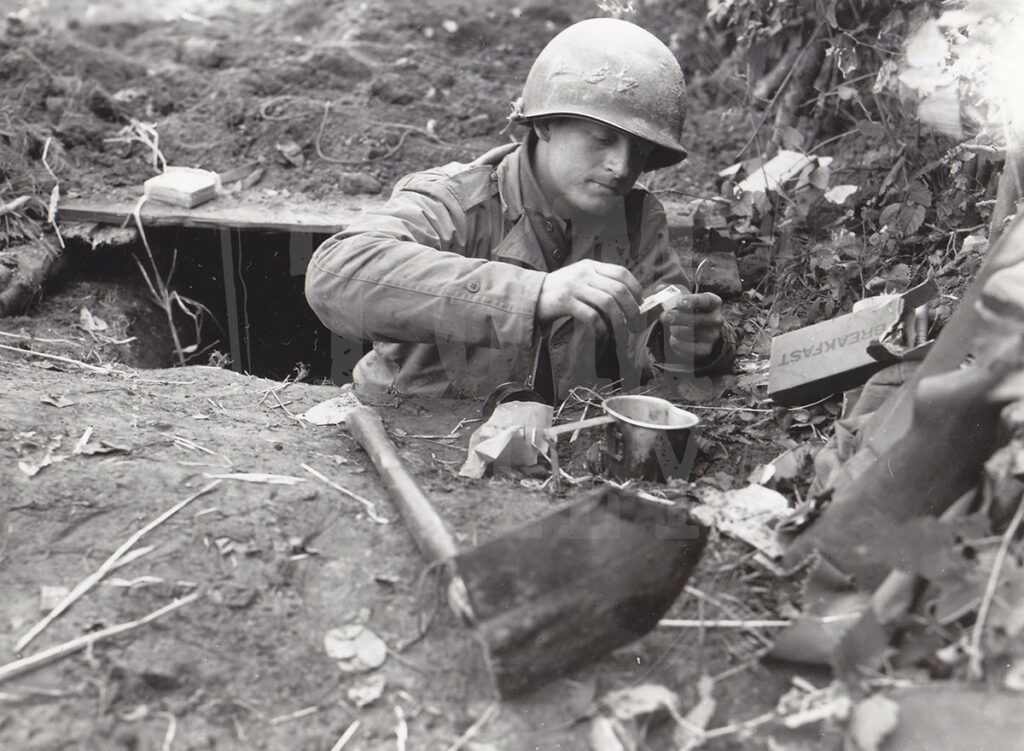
[[1, 0, 1023, 747]]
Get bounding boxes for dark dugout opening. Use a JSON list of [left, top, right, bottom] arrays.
[[62, 225, 367, 383]]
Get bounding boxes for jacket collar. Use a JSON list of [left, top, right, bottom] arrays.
[[494, 134, 570, 271]]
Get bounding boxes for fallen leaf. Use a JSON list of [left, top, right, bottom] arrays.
[[79, 306, 109, 333], [347, 674, 387, 707], [599, 683, 679, 722], [77, 439, 131, 456], [275, 140, 304, 168], [40, 394, 75, 408], [673, 674, 716, 750], [847, 694, 899, 751], [324, 624, 388, 673], [777, 681, 850, 729], [300, 386, 361, 425], [691, 484, 790, 559], [824, 184, 858, 204], [18, 435, 65, 477], [589, 715, 631, 751]]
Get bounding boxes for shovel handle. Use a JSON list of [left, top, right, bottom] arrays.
[[345, 405, 458, 563]]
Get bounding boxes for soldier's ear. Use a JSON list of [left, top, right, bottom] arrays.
[[533, 119, 552, 142]]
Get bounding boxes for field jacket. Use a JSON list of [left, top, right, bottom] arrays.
[[305, 138, 732, 399]]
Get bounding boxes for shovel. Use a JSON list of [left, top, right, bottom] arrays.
[[341, 402, 708, 698]]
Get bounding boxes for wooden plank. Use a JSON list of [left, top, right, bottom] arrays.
[[58, 193, 376, 234], [60, 192, 695, 235]]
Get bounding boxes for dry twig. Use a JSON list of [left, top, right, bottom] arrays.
[[160, 712, 177, 751], [658, 618, 791, 629], [0, 592, 201, 684], [130, 196, 214, 366], [40, 137, 64, 249], [445, 702, 499, 751], [329, 720, 361, 751], [301, 463, 389, 524], [268, 705, 320, 725], [15, 481, 221, 653], [0, 342, 119, 374], [316, 102, 420, 165], [968, 493, 1024, 679]]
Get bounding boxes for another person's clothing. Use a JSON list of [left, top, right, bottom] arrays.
[[305, 137, 734, 399]]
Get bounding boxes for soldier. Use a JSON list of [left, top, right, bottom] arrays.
[[305, 18, 735, 402]]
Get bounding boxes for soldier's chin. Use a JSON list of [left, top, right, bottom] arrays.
[[573, 191, 621, 217]]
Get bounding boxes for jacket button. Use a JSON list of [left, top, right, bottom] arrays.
[[544, 220, 555, 233], [467, 280, 481, 293]]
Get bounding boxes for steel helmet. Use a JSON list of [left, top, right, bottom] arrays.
[[511, 18, 688, 170]]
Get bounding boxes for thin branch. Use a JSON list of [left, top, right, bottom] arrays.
[[444, 702, 499, 751], [0, 593, 201, 684], [329, 720, 361, 751], [301, 463, 389, 524], [658, 619, 791, 629], [315, 102, 414, 165], [0, 342, 117, 374], [967, 493, 1024, 679], [15, 481, 221, 653]]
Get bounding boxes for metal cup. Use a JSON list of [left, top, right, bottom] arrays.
[[601, 395, 699, 483]]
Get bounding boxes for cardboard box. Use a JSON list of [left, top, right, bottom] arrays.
[[768, 280, 937, 406], [143, 167, 220, 208]]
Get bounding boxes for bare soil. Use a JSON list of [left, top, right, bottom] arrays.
[[0, 1, 811, 749]]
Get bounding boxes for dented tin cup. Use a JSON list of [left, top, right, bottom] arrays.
[[600, 395, 699, 483]]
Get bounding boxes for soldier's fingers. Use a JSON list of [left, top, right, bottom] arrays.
[[567, 298, 609, 338], [588, 276, 642, 331], [589, 262, 644, 302], [671, 292, 722, 314], [579, 287, 631, 338]]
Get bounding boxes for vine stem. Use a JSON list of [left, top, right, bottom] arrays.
[[967, 491, 1024, 680]]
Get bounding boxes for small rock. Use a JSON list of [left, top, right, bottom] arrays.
[[275, 140, 305, 168], [308, 49, 372, 83], [694, 251, 742, 299], [737, 246, 772, 289], [179, 37, 228, 69], [369, 72, 419, 105], [337, 172, 382, 195], [347, 674, 387, 707], [86, 86, 121, 122], [324, 624, 388, 673]]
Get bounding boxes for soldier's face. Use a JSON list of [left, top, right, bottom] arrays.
[[533, 118, 653, 218]]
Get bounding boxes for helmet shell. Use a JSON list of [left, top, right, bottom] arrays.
[[514, 18, 687, 170]]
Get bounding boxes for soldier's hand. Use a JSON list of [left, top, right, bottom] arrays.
[[660, 292, 724, 363], [537, 260, 643, 339]]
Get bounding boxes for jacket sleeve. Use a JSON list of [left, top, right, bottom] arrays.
[[304, 172, 546, 350]]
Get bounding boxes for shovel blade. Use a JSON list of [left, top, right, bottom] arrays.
[[454, 487, 707, 697]]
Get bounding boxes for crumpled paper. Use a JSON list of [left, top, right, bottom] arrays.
[[690, 483, 791, 559], [458, 401, 553, 478], [299, 384, 360, 425]]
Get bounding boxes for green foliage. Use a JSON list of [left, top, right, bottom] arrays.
[[691, 0, 999, 318]]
